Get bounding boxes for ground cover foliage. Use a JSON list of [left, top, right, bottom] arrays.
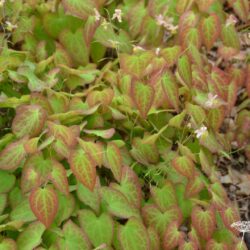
[[0, 0, 249, 249]]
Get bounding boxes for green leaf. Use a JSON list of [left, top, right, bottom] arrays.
[[205, 240, 228, 250], [0, 239, 17, 250], [29, 186, 58, 228], [110, 166, 142, 209], [118, 217, 150, 250], [195, 0, 216, 11], [220, 206, 241, 232], [169, 110, 186, 128], [177, 55, 192, 87], [62, 0, 96, 19], [163, 221, 185, 250], [77, 182, 100, 213], [12, 105, 46, 138], [0, 170, 15, 193], [106, 142, 123, 182], [69, 148, 96, 190], [100, 187, 138, 219], [185, 174, 204, 198], [230, 0, 249, 22], [221, 25, 240, 50], [172, 156, 195, 178], [161, 71, 180, 112], [147, 227, 160, 250], [58, 220, 91, 250], [160, 46, 181, 67], [142, 205, 182, 237], [120, 52, 154, 79], [150, 181, 177, 212], [200, 14, 220, 50], [78, 209, 114, 247], [17, 221, 46, 250], [48, 160, 69, 195], [83, 128, 115, 139], [186, 102, 206, 127], [191, 206, 216, 240], [0, 194, 7, 215], [0, 137, 27, 171], [132, 82, 154, 118], [59, 28, 89, 66]]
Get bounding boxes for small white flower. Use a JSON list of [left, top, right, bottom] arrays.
[[93, 8, 101, 22], [132, 45, 145, 53], [108, 39, 120, 48], [155, 14, 178, 33], [112, 9, 122, 23], [156, 14, 166, 26], [204, 93, 218, 108], [226, 14, 238, 27], [155, 47, 160, 56], [194, 126, 207, 138], [5, 21, 17, 32]]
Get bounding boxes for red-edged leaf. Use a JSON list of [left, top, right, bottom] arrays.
[[86, 88, 114, 107], [0, 137, 27, 171], [62, 0, 96, 19], [83, 128, 115, 139], [78, 138, 103, 166], [176, 0, 194, 14], [227, 80, 238, 114], [24, 137, 39, 154], [220, 206, 241, 234], [29, 186, 58, 228], [163, 221, 185, 250], [53, 138, 71, 159], [161, 71, 180, 112], [185, 173, 204, 198], [148, 227, 160, 250], [48, 160, 69, 195], [120, 52, 154, 79], [131, 82, 154, 118], [160, 46, 182, 67], [69, 148, 96, 190], [47, 121, 78, 147], [172, 156, 195, 178], [12, 105, 46, 138], [208, 108, 225, 131], [205, 240, 228, 250], [84, 15, 100, 47], [191, 206, 216, 240], [221, 24, 240, 50], [229, 0, 249, 22], [0, 238, 17, 250], [142, 205, 183, 237], [179, 240, 199, 250], [118, 217, 150, 250], [195, 0, 216, 11], [182, 28, 201, 49], [232, 241, 248, 250], [200, 14, 221, 50], [150, 181, 177, 212], [100, 187, 138, 219], [110, 166, 142, 208], [106, 142, 122, 182], [177, 55, 192, 87], [186, 102, 206, 127]]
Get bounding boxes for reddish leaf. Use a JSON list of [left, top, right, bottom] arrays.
[[106, 142, 122, 182], [205, 240, 228, 250], [160, 46, 182, 67], [12, 105, 46, 138], [131, 82, 154, 118], [24, 137, 39, 154], [0, 137, 27, 171], [229, 0, 249, 22], [221, 24, 240, 50], [69, 148, 96, 190], [29, 186, 58, 228], [182, 28, 201, 49], [49, 160, 69, 195], [161, 71, 179, 112], [200, 14, 221, 50], [185, 174, 204, 198], [177, 55, 192, 87], [163, 221, 185, 250], [86, 88, 114, 107], [191, 206, 216, 240], [148, 227, 160, 250], [195, 0, 216, 12], [227, 80, 238, 114], [172, 156, 195, 178], [179, 240, 199, 250], [83, 128, 115, 139]]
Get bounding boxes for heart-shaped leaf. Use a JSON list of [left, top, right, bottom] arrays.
[[131, 82, 154, 118], [78, 209, 114, 247], [185, 174, 204, 198], [161, 71, 180, 112], [106, 142, 122, 182], [48, 160, 69, 195], [191, 206, 216, 240], [29, 186, 58, 228], [150, 181, 177, 212], [100, 187, 138, 219], [17, 221, 46, 250], [118, 217, 150, 250], [69, 148, 96, 190], [200, 14, 221, 50], [172, 156, 195, 178], [0, 137, 27, 171], [160, 46, 181, 67]]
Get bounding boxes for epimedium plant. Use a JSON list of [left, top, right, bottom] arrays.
[[0, 0, 249, 249]]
